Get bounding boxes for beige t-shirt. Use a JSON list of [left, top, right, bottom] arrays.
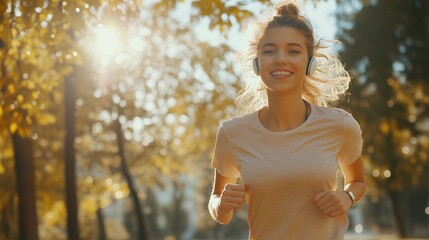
[[212, 103, 363, 240]]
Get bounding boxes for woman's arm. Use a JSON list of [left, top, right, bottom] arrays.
[[314, 155, 366, 218], [341, 155, 367, 207], [208, 170, 248, 224]]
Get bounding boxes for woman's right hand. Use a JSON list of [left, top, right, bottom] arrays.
[[217, 184, 250, 216]]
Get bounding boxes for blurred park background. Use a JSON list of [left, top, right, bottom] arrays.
[[0, 0, 428, 239]]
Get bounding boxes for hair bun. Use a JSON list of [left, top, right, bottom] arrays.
[[276, 3, 300, 18]]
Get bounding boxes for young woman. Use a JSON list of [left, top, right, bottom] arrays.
[[208, 2, 366, 239]]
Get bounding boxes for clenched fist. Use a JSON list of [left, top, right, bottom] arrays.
[[314, 191, 352, 218], [216, 184, 251, 216]]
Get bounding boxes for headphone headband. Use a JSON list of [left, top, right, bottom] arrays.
[[306, 57, 317, 75]]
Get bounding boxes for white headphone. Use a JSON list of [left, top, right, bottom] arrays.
[[252, 56, 317, 76]]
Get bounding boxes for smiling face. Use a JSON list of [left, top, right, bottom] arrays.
[[258, 26, 309, 95]]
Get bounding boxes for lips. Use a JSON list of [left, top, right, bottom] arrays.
[[270, 70, 293, 78]]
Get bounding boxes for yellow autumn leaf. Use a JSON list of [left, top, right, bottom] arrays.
[[9, 122, 18, 133], [36, 113, 56, 125], [53, 91, 63, 102], [4, 57, 16, 71], [80, 196, 97, 213], [379, 120, 390, 134], [22, 103, 32, 110], [40, 83, 48, 90], [11, 38, 21, 48], [32, 91, 39, 99], [0, 164, 4, 174], [26, 115, 32, 125], [17, 94, 24, 102], [0, 106, 2, 116], [28, 81, 36, 90], [7, 48, 17, 57], [7, 84, 15, 94], [45, 201, 67, 227]]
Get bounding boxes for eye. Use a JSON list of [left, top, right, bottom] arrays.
[[288, 49, 301, 54], [262, 50, 275, 54]]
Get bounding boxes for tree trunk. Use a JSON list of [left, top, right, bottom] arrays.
[[387, 190, 407, 238], [64, 74, 79, 240], [12, 134, 39, 240], [0, 196, 13, 240], [172, 180, 183, 240], [426, 0, 429, 42], [96, 203, 107, 240], [114, 118, 149, 239]]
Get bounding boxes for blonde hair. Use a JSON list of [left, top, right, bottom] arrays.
[[235, 1, 351, 115]]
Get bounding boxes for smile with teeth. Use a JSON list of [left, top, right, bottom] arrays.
[[271, 71, 292, 77]]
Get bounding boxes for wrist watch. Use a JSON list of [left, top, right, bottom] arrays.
[[343, 190, 356, 206]]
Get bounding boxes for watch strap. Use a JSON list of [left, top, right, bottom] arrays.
[[343, 190, 356, 207]]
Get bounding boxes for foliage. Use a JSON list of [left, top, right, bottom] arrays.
[[0, 0, 266, 239], [153, 0, 272, 31], [336, 0, 429, 237], [337, 0, 428, 191]]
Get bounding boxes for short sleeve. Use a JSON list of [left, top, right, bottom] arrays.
[[338, 113, 363, 167], [211, 126, 240, 178]]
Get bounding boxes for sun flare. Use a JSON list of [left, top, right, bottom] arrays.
[[92, 24, 121, 63]]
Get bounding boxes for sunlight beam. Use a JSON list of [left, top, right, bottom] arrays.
[[92, 24, 121, 65]]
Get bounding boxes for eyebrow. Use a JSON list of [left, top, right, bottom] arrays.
[[261, 42, 303, 48]]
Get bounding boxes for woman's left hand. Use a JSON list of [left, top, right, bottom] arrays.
[[314, 191, 352, 218]]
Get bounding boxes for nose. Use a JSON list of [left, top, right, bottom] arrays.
[[275, 52, 288, 65]]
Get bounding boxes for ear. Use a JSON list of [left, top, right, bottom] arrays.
[[252, 57, 260, 76], [306, 57, 317, 76]]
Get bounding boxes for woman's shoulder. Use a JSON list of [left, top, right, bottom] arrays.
[[220, 110, 259, 129], [313, 104, 354, 118], [311, 105, 362, 137], [311, 104, 358, 127]]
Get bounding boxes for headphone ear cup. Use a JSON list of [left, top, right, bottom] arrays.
[[306, 57, 317, 76], [252, 58, 260, 76]]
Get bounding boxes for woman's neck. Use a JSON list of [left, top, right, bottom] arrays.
[[260, 92, 308, 132]]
